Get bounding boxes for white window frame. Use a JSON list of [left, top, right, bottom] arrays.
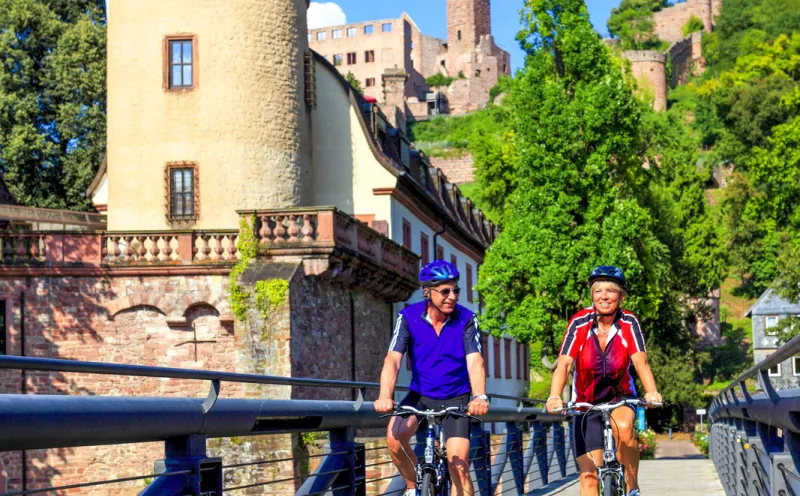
[[765, 315, 780, 335], [768, 362, 781, 377]]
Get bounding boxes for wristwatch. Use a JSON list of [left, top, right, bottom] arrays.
[[472, 394, 489, 402]]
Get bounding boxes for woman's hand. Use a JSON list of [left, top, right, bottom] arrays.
[[546, 396, 564, 414], [644, 391, 663, 405]]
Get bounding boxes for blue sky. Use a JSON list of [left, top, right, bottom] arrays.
[[309, 1, 620, 71]]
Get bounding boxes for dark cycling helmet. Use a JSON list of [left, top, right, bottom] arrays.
[[420, 260, 460, 286], [588, 265, 627, 290]]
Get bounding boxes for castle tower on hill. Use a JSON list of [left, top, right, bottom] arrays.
[[447, 0, 491, 58], [307, 0, 510, 119], [106, 0, 312, 231]]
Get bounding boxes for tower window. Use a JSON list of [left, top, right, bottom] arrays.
[[364, 25, 375, 35], [458, 30, 462, 41], [332, 29, 343, 39], [365, 78, 376, 87], [165, 162, 199, 221], [333, 54, 343, 66], [347, 52, 357, 65], [347, 27, 357, 37], [316, 31, 327, 41], [365, 50, 375, 63], [163, 36, 198, 90], [382, 23, 393, 32]]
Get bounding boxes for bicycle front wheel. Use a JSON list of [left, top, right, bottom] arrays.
[[420, 472, 434, 496], [601, 471, 619, 496]]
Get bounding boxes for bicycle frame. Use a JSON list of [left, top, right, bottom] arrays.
[[559, 399, 662, 496], [417, 413, 450, 495]]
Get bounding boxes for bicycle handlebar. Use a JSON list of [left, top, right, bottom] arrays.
[[554, 398, 663, 414], [377, 404, 483, 421]]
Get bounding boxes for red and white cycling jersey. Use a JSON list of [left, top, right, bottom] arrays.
[[559, 307, 647, 404]]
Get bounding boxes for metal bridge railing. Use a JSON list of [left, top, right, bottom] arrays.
[[0, 356, 577, 496], [709, 333, 800, 496]]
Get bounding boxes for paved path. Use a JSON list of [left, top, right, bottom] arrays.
[[531, 441, 725, 495]]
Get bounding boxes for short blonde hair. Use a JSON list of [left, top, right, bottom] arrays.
[[590, 280, 627, 298]]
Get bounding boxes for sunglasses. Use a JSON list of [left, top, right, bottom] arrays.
[[430, 287, 461, 298]]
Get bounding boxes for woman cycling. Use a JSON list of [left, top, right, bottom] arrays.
[[546, 266, 662, 496]]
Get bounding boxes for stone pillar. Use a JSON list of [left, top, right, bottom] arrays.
[[382, 67, 408, 133]]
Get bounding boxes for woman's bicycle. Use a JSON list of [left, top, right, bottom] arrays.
[[380, 405, 478, 496], [556, 398, 662, 496]]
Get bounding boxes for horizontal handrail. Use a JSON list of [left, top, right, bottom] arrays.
[[719, 333, 800, 396], [0, 356, 539, 406]]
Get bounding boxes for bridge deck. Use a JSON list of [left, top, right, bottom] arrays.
[[531, 440, 725, 495]]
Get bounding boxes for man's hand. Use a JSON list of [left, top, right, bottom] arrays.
[[644, 391, 663, 405], [374, 398, 395, 413], [467, 398, 489, 416]]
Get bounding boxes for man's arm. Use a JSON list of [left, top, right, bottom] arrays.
[[375, 351, 403, 413], [463, 316, 489, 415]]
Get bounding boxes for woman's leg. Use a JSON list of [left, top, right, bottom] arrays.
[[611, 406, 639, 491], [578, 450, 603, 495]]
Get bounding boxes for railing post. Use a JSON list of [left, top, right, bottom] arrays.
[[500, 422, 524, 494], [143, 435, 221, 496], [469, 425, 491, 496], [550, 421, 567, 480], [526, 421, 548, 490], [297, 428, 363, 496]]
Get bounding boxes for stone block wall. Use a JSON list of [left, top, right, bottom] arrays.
[[430, 154, 475, 184], [652, 0, 714, 44], [669, 32, 705, 87]]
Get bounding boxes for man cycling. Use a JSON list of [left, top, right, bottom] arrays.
[[374, 260, 489, 496]]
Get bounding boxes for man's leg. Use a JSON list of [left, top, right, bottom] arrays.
[[387, 415, 420, 490], [446, 436, 473, 496], [611, 406, 639, 491]]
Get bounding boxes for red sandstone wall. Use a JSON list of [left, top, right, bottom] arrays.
[[653, 0, 714, 44]]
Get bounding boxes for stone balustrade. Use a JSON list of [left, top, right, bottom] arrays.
[[0, 231, 239, 267], [242, 207, 420, 300]]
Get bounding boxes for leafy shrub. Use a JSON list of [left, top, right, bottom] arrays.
[[691, 431, 709, 457], [426, 73, 454, 88], [637, 429, 657, 460]]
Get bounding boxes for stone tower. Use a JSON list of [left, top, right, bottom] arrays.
[[447, 0, 491, 58], [106, 0, 313, 231], [622, 50, 667, 111]]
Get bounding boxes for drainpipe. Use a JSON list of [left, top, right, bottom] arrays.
[[19, 291, 26, 492], [432, 218, 446, 261], [350, 292, 357, 401]]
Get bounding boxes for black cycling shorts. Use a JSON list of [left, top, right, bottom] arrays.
[[398, 391, 471, 441], [572, 402, 636, 458]]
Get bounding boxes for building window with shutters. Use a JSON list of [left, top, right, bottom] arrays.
[[420, 233, 430, 265], [436, 245, 444, 261], [493, 337, 501, 378], [481, 333, 489, 376], [504, 338, 512, 379], [402, 220, 412, 250], [450, 254, 458, 270], [466, 263, 474, 302], [163, 36, 198, 90], [165, 162, 199, 221]]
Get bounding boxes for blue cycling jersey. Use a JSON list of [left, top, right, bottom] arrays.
[[389, 300, 482, 399]]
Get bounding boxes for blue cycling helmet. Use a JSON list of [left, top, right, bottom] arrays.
[[588, 265, 627, 290], [420, 260, 460, 286]]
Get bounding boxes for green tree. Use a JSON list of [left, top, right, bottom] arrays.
[[607, 0, 670, 50], [344, 72, 363, 95], [425, 73, 454, 88], [682, 15, 705, 37], [0, 0, 106, 210]]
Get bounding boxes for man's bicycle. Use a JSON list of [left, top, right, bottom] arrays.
[[556, 399, 662, 496], [380, 405, 477, 496]]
